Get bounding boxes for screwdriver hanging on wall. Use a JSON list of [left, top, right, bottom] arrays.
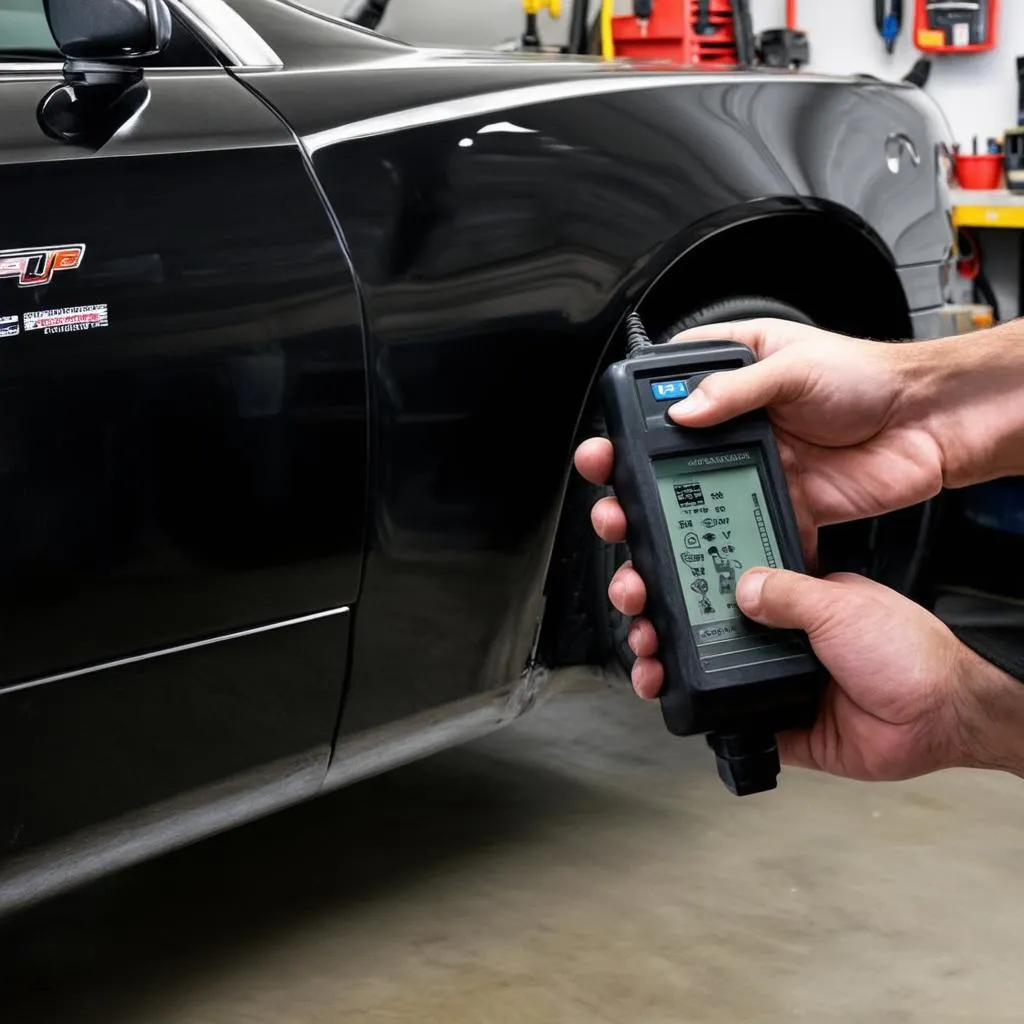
[[875, 0, 904, 54], [634, 0, 653, 37], [695, 0, 714, 36]]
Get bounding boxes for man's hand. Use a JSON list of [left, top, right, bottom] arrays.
[[604, 561, 1024, 782], [572, 316, 1024, 781], [727, 569, 984, 781], [579, 319, 947, 568]]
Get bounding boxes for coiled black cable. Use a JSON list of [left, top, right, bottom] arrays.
[[625, 312, 653, 359]]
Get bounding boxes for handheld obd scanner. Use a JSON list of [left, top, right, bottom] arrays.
[[600, 314, 827, 795]]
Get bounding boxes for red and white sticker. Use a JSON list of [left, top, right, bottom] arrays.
[[0, 315, 18, 339], [23, 304, 108, 335]]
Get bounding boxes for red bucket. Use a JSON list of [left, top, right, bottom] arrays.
[[955, 153, 1003, 190]]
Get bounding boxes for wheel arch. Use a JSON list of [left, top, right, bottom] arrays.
[[632, 197, 913, 343], [537, 199, 915, 669]]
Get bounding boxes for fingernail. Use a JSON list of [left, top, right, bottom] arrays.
[[609, 581, 624, 607], [736, 569, 770, 614], [669, 391, 708, 418]]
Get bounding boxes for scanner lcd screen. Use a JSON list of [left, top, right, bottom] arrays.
[[653, 450, 783, 650]]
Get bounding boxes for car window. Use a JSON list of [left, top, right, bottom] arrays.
[[288, 1, 366, 22], [266, 0, 400, 39], [0, 0, 218, 67], [0, 0, 61, 60]]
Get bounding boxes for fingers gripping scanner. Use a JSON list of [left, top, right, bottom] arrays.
[[600, 314, 827, 795]]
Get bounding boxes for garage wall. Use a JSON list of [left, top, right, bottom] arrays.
[[379, 1, 778, 53], [378, 1, 1023, 147], [765, 1, 1024, 148]]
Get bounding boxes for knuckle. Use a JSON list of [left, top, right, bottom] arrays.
[[759, 569, 793, 603], [762, 569, 821, 619]]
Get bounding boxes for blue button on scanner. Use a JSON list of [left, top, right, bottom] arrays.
[[650, 379, 689, 402]]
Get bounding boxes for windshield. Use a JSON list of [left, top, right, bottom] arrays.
[[0, 0, 61, 60]]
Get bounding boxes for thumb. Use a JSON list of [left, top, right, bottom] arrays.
[[668, 352, 808, 427], [736, 567, 839, 634]]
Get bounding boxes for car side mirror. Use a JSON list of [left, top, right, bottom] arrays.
[[36, 0, 170, 149], [42, 0, 172, 65]]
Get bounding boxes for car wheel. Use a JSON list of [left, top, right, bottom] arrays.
[[589, 295, 930, 676]]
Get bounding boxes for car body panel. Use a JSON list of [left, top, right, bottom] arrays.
[[0, 51, 365, 872], [0, 0, 954, 910]]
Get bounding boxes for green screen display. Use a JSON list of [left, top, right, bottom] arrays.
[[653, 451, 783, 647]]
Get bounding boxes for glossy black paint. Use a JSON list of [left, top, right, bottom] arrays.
[[0, 611, 348, 871], [0, 67, 366, 680], [0, 54, 365, 863], [0, 0, 954, 907]]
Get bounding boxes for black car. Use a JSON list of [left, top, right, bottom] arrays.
[[0, 0, 953, 913]]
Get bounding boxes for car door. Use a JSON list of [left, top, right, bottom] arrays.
[[0, 2, 366, 879]]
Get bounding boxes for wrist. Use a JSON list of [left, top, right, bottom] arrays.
[[898, 323, 1024, 489], [951, 642, 1024, 777]]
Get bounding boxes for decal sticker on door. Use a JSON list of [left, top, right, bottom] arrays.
[[23, 304, 108, 334], [0, 244, 85, 287], [0, 315, 19, 338]]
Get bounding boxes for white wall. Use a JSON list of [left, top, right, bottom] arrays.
[[775, 1, 1024, 148], [382, 1, 1023, 147], [378, 0, 567, 49]]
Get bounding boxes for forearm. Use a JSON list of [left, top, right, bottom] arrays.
[[954, 643, 1024, 778], [900, 320, 1024, 489]]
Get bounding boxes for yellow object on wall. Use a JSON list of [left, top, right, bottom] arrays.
[[600, 0, 615, 58], [523, 0, 562, 15]]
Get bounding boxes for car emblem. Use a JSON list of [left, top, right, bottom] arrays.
[[0, 244, 86, 287], [885, 133, 920, 175]]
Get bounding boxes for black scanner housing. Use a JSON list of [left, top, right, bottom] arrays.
[[599, 339, 827, 745]]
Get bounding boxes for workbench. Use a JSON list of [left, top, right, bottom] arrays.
[[951, 188, 1024, 320], [951, 188, 1024, 230]]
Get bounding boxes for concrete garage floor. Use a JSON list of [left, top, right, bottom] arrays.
[[3, 671, 1024, 1023]]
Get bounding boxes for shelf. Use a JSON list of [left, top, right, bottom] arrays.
[[952, 188, 1024, 229]]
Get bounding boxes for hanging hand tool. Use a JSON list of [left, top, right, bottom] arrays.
[[757, 0, 809, 68], [875, 0, 904, 54], [634, 0, 654, 37], [695, 0, 714, 35], [731, 0, 756, 65], [522, 0, 562, 51], [566, 0, 591, 53], [915, 0, 998, 53]]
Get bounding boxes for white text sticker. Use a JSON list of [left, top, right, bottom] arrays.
[[24, 304, 109, 335]]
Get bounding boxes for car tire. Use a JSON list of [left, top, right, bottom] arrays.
[[654, 296, 817, 343]]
